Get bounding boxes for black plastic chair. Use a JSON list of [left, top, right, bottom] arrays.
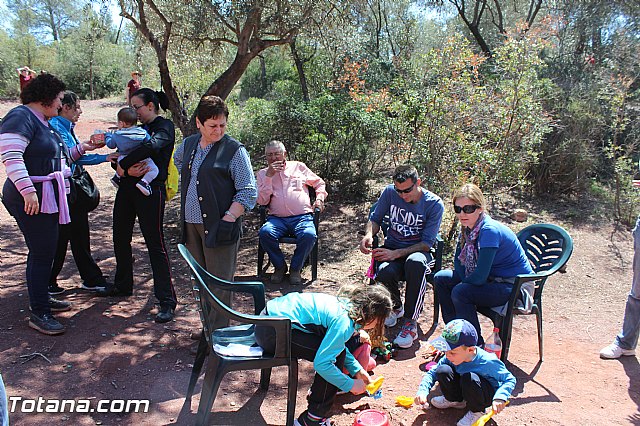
[[368, 202, 444, 329], [477, 223, 574, 363], [257, 186, 321, 282], [178, 244, 298, 426]]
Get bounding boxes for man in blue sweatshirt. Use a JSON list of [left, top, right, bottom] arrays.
[[360, 164, 444, 348], [415, 319, 515, 426]]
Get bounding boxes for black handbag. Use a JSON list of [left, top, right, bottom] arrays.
[[68, 165, 100, 212]]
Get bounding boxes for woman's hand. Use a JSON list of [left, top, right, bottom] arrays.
[[23, 192, 39, 215], [123, 162, 149, 177], [85, 133, 106, 150], [89, 132, 105, 145], [106, 153, 120, 163]]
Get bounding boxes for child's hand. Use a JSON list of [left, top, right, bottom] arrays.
[[415, 395, 428, 406], [359, 329, 371, 344], [350, 379, 366, 395], [492, 399, 507, 414], [354, 369, 371, 384], [106, 153, 120, 163]]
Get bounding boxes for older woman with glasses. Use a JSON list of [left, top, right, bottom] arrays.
[[433, 183, 533, 346]]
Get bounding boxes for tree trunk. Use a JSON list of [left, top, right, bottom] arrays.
[[468, 24, 492, 57], [46, 5, 58, 41], [184, 52, 255, 136], [259, 55, 267, 97], [290, 37, 310, 102]]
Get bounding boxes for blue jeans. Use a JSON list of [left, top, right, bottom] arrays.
[[616, 216, 640, 350], [0, 373, 7, 426], [259, 214, 316, 272], [434, 269, 513, 345]]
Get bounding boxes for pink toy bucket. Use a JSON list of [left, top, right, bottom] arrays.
[[352, 409, 390, 426]]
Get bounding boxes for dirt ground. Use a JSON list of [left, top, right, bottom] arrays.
[[0, 99, 639, 426]]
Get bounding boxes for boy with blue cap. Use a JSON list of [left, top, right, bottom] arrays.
[[414, 319, 515, 426]]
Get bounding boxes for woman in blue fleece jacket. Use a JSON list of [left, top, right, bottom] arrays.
[[434, 183, 533, 346], [256, 284, 392, 426]]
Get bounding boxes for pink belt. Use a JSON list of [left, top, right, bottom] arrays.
[[30, 168, 72, 224]]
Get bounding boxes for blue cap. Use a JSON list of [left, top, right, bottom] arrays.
[[429, 319, 478, 351]]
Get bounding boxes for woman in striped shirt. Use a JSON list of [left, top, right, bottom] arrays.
[[0, 74, 103, 335]]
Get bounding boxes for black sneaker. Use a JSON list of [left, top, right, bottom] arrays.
[[95, 286, 132, 297], [48, 284, 65, 295], [49, 297, 72, 312], [155, 306, 175, 323], [81, 282, 107, 291], [29, 313, 65, 335], [294, 411, 335, 426]]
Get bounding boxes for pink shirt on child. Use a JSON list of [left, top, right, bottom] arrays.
[[256, 160, 328, 217]]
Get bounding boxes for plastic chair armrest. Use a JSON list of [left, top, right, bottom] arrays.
[[258, 204, 267, 225], [201, 276, 266, 314]]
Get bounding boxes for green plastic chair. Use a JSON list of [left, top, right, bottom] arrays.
[[477, 223, 574, 363], [178, 244, 298, 426]]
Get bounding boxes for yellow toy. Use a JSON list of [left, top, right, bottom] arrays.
[[365, 376, 384, 394], [471, 400, 510, 426], [394, 396, 414, 408]]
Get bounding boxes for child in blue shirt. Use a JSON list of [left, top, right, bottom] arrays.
[[103, 107, 157, 196], [256, 284, 393, 426], [415, 319, 515, 426]]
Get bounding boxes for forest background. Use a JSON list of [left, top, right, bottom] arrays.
[[0, 0, 638, 232]]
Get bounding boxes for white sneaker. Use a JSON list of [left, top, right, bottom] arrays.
[[430, 395, 466, 409], [393, 319, 418, 348], [600, 343, 636, 359], [384, 307, 404, 327], [457, 410, 485, 426]]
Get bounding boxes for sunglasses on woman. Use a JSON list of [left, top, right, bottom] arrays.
[[454, 204, 481, 214]]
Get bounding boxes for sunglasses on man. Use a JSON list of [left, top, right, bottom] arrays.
[[453, 204, 481, 214], [394, 183, 415, 194]]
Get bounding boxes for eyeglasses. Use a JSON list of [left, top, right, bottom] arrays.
[[453, 204, 481, 214], [394, 183, 415, 194], [131, 104, 144, 111]]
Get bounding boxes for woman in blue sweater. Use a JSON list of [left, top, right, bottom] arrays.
[[256, 284, 392, 426], [48, 91, 116, 295], [434, 183, 533, 346]]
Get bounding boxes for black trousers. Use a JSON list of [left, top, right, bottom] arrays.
[[256, 325, 360, 417], [49, 203, 106, 287], [3, 198, 58, 316], [112, 182, 176, 309], [436, 364, 495, 412]]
